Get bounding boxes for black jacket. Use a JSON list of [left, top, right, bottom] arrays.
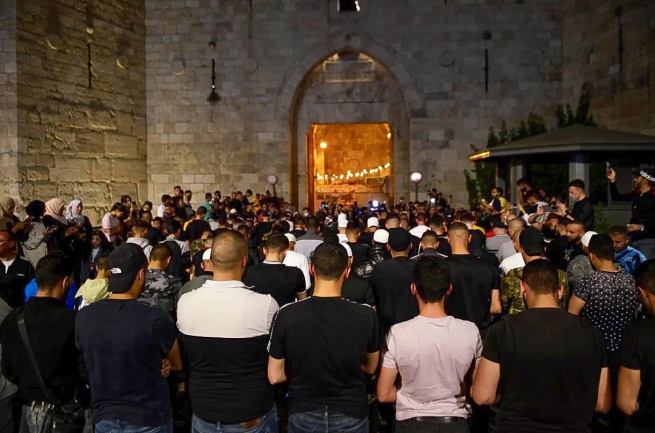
[[353, 243, 388, 279], [0, 255, 34, 308], [610, 183, 655, 240]]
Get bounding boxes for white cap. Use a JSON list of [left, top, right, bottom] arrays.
[[229, 208, 237, 214], [581, 231, 598, 247], [373, 229, 389, 243], [367, 217, 379, 228], [338, 219, 348, 228], [284, 233, 296, 243], [341, 242, 353, 257], [338, 213, 348, 221], [202, 248, 212, 261]]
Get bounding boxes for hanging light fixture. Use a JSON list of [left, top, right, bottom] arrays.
[[207, 58, 220, 103]]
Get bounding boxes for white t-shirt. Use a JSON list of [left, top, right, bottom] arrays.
[[383, 315, 482, 420], [409, 225, 430, 239], [283, 250, 311, 291], [499, 252, 525, 276], [101, 213, 119, 243]]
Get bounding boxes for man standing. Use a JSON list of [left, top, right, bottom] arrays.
[[268, 242, 382, 433], [485, 218, 511, 258], [609, 225, 648, 276], [480, 186, 508, 216], [370, 228, 418, 332], [177, 230, 279, 433], [0, 230, 35, 307], [411, 231, 447, 260], [617, 259, 655, 432], [76, 244, 181, 433], [472, 259, 612, 431], [569, 235, 638, 381], [346, 223, 370, 267], [408, 213, 430, 239], [445, 223, 500, 331], [608, 167, 655, 259], [561, 179, 595, 230], [282, 233, 311, 293], [1, 254, 81, 433], [377, 257, 481, 432], [243, 233, 307, 307], [141, 244, 182, 315]]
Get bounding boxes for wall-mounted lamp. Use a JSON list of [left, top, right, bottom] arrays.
[[319, 141, 327, 149], [207, 59, 220, 103]]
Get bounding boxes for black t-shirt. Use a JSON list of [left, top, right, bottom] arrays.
[[370, 257, 418, 332], [445, 254, 498, 330], [436, 235, 452, 256], [571, 197, 595, 231], [358, 232, 374, 247], [268, 297, 383, 418], [342, 274, 375, 306], [483, 308, 607, 433], [546, 235, 570, 271], [75, 299, 177, 426], [620, 319, 655, 432], [243, 262, 305, 307], [347, 242, 370, 267], [186, 219, 211, 242]]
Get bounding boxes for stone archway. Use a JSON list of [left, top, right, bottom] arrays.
[[278, 33, 423, 208]]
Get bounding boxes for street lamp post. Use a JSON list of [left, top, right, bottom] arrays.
[[267, 174, 279, 197], [410, 172, 423, 202]]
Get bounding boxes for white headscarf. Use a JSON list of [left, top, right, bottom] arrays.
[[65, 200, 85, 224]]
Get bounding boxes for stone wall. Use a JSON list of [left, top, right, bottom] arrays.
[[562, 1, 655, 133], [145, 0, 563, 209], [0, 0, 19, 199], [14, 0, 147, 223]]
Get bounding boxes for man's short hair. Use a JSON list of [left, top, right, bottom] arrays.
[[133, 221, 150, 234], [346, 223, 360, 236], [421, 230, 438, 247], [185, 190, 192, 195], [588, 234, 614, 261], [111, 203, 128, 214], [414, 256, 451, 303], [0, 230, 15, 242], [448, 222, 469, 239], [306, 218, 318, 229], [165, 219, 181, 235], [568, 179, 585, 190], [516, 177, 530, 186], [35, 254, 74, 290], [493, 186, 503, 195], [196, 206, 207, 216], [507, 217, 526, 236], [150, 244, 172, 262], [459, 213, 475, 225], [210, 230, 247, 272], [312, 242, 348, 281], [161, 194, 171, 203], [521, 259, 559, 296], [634, 259, 655, 295], [430, 215, 444, 228], [265, 233, 289, 253], [415, 213, 426, 223], [609, 225, 628, 237]]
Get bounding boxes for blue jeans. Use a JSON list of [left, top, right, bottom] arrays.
[[287, 408, 368, 433], [95, 419, 173, 433], [192, 406, 278, 433], [632, 238, 655, 260]]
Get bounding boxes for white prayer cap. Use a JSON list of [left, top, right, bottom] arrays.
[[373, 229, 389, 244]]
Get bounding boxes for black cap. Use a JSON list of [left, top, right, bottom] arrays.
[[108, 243, 148, 294], [388, 228, 411, 252], [633, 167, 655, 183], [519, 227, 545, 257]]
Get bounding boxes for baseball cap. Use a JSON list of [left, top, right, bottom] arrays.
[[202, 248, 212, 261], [373, 229, 389, 244], [388, 228, 411, 252], [367, 217, 379, 228], [581, 231, 598, 248], [284, 233, 296, 243], [338, 219, 348, 228], [108, 243, 148, 294], [519, 227, 545, 256], [633, 167, 655, 182]]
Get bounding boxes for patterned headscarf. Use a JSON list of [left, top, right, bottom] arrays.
[[44, 198, 68, 225], [65, 200, 85, 224]]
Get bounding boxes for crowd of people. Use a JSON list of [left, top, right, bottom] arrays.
[[0, 166, 653, 433]]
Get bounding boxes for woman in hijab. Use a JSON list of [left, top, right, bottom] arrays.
[[42, 198, 79, 256], [0, 197, 30, 241], [65, 199, 95, 284], [21, 200, 53, 267]]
